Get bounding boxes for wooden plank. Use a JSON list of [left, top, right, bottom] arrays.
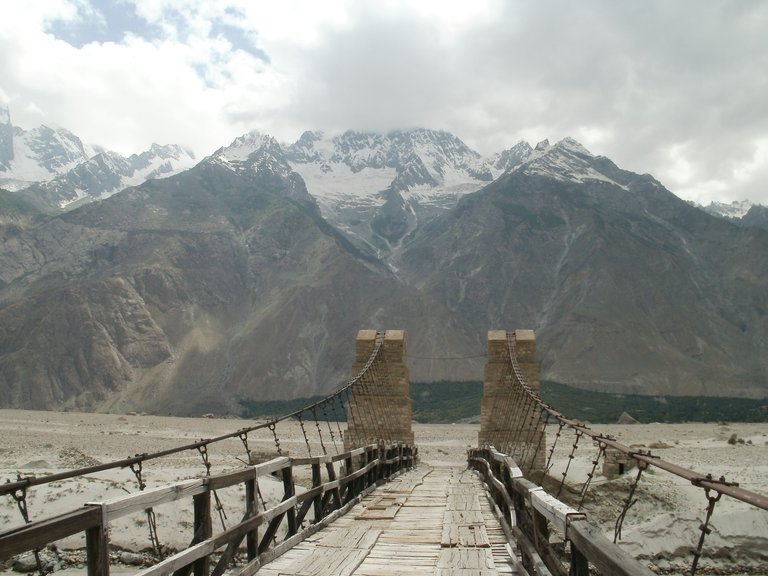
[[444, 511, 485, 525], [530, 491, 584, 535], [133, 541, 215, 576], [85, 521, 109, 576], [568, 519, 654, 576], [204, 458, 293, 491], [92, 480, 205, 520], [251, 456, 292, 476], [441, 523, 491, 548], [192, 491, 212, 576], [0, 506, 102, 559], [437, 548, 495, 570], [510, 526, 552, 576], [447, 494, 482, 511]]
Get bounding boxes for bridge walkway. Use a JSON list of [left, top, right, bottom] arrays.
[[257, 465, 520, 576]]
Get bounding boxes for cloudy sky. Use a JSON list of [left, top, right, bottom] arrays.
[[1, 0, 767, 205]]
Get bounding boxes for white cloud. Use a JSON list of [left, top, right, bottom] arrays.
[[1, 0, 767, 204]]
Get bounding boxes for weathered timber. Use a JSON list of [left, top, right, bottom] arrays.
[[95, 480, 205, 521], [568, 519, 654, 576], [0, 506, 101, 559], [469, 446, 654, 576], [1, 443, 414, 576], [85, 519, 109, 576]]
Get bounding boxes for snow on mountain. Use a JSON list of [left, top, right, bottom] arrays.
[[34, 143, 197, 208], [0, 107, 195, 207], [700, 199, 755, 220], [282, 130, 629, 256], [207, 131, 294, 179], [491, 141, 533, 172], [285, 129, 500, 217], [0, 107, 94, 190], [126, 143, 196, 186], [514, 137, 629, 190], [203, 130, 318, 210]]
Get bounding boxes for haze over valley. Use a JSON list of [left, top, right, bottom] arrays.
[[1, 109, 767, 415]]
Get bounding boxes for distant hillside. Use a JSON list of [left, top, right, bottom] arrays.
[[239, 380, 768, 424], [1, 130, 767, 415], [396, 139, 768, 399], [0, 188, 48, 238]]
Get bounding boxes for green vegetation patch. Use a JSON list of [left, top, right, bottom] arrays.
[[410, 381, 483, 423], [541, 381, 768, 423], [239, 381, 767, 424], [239, 381, 484, 423]]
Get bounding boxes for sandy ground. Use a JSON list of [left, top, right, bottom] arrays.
[[0, 411, 767, 573]]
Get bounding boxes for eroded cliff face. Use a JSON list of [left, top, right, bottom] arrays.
[[0, 159, 480, 414], [395, 149, 768, 399], [1, 134, 766, 414]]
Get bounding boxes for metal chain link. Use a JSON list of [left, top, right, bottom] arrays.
[[129, 461, 163, 559], [298, 413, 312, 457], [556, 428, 583, 499], [579, 440, 607, 510], [540, 421, 565, 484], [197, 443, 227, 530], [690, 485, 724, 575], [312, 407, 327, 455], [322, 401, 339, 453], [268, 422, 282, 455], [614, 458, 649, 543], [239, 432, 252, 464], [11, 485, 50, 576]]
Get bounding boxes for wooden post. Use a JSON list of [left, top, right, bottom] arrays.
[[571, 544, 590, 576], [311, 463, 322, 523], [326, 462, 342, 511], [282, 466, 298, 536], [192, 491, 212, 576], [366, 447, 375, 488], [344, 455, 354, 502], [85, 508, 109, 576], [244, 479, 258, 561]]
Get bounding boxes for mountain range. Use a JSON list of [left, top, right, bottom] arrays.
[[0, 107, 195, 208], [0, 113, 766, 414]]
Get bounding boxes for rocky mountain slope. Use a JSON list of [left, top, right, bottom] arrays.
[[0, 107, 195, 208], [395, 138, 768, 398], [0, 107, 93, 191], [0, 134, 478, 414], [1, 127, 766, 414], [700, 199, 768, 230], [740, 204, 768, 229], [0, 188, 46, 239], [285, 129, 528, 257]]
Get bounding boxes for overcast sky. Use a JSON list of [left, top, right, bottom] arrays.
[[1, 0, 767, 205]]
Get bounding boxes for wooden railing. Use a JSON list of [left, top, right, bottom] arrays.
[[0, 442, 415, 576], [468, 446, 653, 576]]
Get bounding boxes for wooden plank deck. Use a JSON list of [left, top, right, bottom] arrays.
[[257, 466, 520, 575]]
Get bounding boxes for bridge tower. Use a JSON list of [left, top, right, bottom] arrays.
[[479, 329, 545, 470], [344, 329, 414, 449]]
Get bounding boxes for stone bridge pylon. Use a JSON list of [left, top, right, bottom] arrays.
[[344, 329, 414, 449], [479, 329, 545, 470]]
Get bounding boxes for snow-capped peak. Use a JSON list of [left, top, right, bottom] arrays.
[[514, 137, 628, 190], [700, 199, 755, 220], [557, 136, 592, 156], [216, 130, 280, 163], [284, 128, 497, 224], [492, 141, 533, 172], [206, 130, 293, 180]]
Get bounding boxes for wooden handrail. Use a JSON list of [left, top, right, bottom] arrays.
[[0, 442, 416, 576], [468, 447, 653, 576]]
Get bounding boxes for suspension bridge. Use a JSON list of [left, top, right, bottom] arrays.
[[1, 329, 766, 575]]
